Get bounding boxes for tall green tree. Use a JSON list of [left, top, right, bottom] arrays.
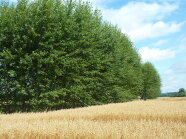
[[0, 0, 151, 113], [141, 62, 161, 100]]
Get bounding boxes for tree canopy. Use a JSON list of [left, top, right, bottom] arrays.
[[140, 62, 161, 100], [178, 88, 185, 93], [0, 0, 161, 113]]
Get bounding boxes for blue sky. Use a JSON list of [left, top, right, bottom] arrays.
[[6, 0, 186, 93]]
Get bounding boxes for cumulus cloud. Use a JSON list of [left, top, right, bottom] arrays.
[[128, 22, 182, 41], [101, 2, 182, 41], [138, 47, 175, 62]]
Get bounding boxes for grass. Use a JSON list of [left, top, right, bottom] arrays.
[[0, 97, 186, 139]]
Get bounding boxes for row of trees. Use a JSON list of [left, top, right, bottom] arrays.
[[173, 88, 186, 97], [160, 88, 186, 97], [0, 0, 161, 113]]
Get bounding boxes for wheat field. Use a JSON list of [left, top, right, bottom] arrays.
[[0, 97, 186, 139]]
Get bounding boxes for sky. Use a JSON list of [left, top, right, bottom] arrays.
[[5, 0, 186, 93]]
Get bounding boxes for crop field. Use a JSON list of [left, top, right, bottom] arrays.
[[0, 97, 186, 139]]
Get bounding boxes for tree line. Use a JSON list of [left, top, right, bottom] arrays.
[[160, 88, 186, 97], [0, 0, 161, 113]]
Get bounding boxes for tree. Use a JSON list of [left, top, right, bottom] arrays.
[[178, 88, 185, 93], [141, 62, 161, 100], [172, 88, 186, 97], [0, 0, 104, 112], [0, 0, 149, 113]]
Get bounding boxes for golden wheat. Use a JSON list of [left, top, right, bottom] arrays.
[[0, 97, 186, 139]]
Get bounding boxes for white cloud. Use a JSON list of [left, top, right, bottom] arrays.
[[83, 0, 113, 8], [169, 58, 186, 74], [139, 47, 175, 62], [101, 2, 182, 41], [154, 39, 167, 46], [176, 37, 186, 52], [168, 36, 186, 54], [175, 45, 186, 55], [128, 22, 182, 41], [8, 0, 19, 2], [162, 58, 186, 92], [161, 74, 186, 92]]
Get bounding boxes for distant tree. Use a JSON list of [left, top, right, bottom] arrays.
[[172, 88, 186, 97], [178, 88, 185, 93], [140, 62, 161, 100]]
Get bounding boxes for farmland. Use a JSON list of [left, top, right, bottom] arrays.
[[0, 97, 186, 139]]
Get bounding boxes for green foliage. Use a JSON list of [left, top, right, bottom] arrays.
[[178, 88, 185, 93], [173, 92, 186, 97], [0, 0, 160, 113], [160, 88, 186, 97], [140, 62, 161, 100], [166, 88, 186, 97], [160, 92, 177, 97], [176, 88, 186, 97]]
